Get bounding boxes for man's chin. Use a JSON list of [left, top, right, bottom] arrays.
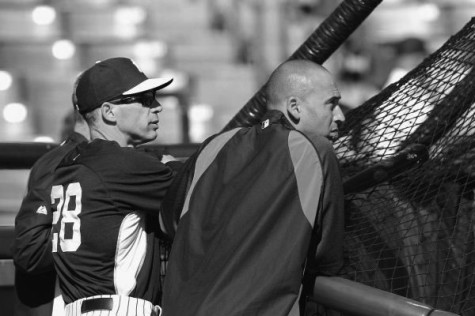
[[133, 133, 158, 146]]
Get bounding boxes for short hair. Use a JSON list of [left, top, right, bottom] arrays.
[[265, 60, 325, 110], [83, 109, 98, 125], [72, 71, 84, 111]]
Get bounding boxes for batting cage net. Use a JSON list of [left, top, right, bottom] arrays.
[[334, 18, 475, 315]]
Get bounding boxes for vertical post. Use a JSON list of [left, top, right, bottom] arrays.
[[221, 0, 383, 132]]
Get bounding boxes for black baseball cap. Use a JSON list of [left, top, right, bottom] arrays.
[[75, 57, 173, 114]]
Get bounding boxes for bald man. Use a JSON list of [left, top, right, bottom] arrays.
[[161, 60, 346, 316]]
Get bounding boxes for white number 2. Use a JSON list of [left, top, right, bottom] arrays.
[[51, 182, 82, 252]]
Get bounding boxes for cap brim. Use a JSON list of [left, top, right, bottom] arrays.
[[123, 77, 173, 95]]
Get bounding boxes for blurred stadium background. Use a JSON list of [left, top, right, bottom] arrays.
[[0, 0, 474, 239], [1, 0, 475, 315]]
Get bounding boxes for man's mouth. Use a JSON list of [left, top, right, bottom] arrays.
[[328, 129, 339, 141]]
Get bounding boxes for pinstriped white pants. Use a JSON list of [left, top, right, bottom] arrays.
[[52, 277, 65, 316], [65, 295, 161, 316]]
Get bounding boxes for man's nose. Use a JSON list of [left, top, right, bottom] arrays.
[[334, 105, 345, 124], [151, 102, 163, 113]]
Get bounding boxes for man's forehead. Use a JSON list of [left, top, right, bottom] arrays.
[[313, 78, 340, 97]]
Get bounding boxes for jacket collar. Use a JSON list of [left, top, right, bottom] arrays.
[[260, 110, 295, 130], [68, 131, 88, 143]]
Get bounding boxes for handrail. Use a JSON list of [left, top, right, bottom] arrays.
[[0, 226, 14, 259], [313, 276, 460, 316], [0, 142, 200, 169]]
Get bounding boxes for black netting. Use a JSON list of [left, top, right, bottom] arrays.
[[335, 18, 475, 315]]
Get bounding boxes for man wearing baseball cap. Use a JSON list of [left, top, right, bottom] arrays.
[[75, 57, 174, 146], [50, 57, 176, 316]]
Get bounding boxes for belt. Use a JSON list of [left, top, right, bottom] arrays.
[[81, 297, 113, 313], [67, 295, 161, 316]]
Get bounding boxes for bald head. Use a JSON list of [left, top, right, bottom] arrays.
[[265, 60, 332, 111], [264, 60, 345, 141]]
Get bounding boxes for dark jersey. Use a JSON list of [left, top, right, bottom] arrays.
[[50, 139, 174, 304], [13, 132, 87, 308], [161, 111, 345, 316]]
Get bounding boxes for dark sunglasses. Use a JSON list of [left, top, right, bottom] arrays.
[[108, 91, 157, 107]]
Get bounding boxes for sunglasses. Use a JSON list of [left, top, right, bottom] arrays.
[[108, 91, 157, 107]]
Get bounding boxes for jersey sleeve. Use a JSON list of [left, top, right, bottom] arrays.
[[103, 149, 176, 215], [13, 170, 55, 274]]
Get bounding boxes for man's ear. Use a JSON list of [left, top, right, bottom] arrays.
[[100, 103, 117, 124], [286, 96, 300, 124]]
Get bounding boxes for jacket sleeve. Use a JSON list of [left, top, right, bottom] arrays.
[[158, 134, 217, 240], [159, 151, 199, 240], [309, 135, 346, 277], [297, 135, 345, 313]]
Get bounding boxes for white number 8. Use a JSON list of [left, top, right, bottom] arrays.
[[51, 182, 82, 252]]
